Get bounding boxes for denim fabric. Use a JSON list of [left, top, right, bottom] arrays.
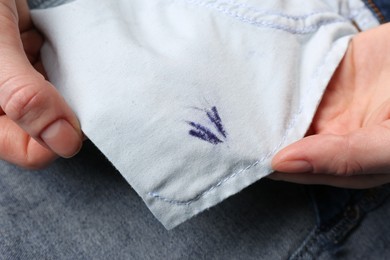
[[290, 185, 390, 259], [0, 143, 389, 259], [0, 142, 315, 259], [363, 0, 390, 23]]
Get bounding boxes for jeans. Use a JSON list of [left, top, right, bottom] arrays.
[[362, 0, 390, 23], [0, 141, 389, 259]]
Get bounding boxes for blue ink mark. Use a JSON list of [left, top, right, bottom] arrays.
[[188, 122, 223, 145], [207, 106, 227, 138], [187, 106, 227, 145]]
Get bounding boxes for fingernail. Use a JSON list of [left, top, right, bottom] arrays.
[[41, 119, 82, 158], [274, 160, 313, 173]]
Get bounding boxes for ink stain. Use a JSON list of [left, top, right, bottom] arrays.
[[188, 106, 227, 145], [207, 106, 227, 138]]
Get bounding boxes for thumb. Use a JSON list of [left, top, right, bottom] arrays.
[[0, 0, 82, 158], [272, 123, 390, 175]]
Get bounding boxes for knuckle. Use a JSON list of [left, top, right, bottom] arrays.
[[2, 83, 47, 123], [334, 135, 364, 176], [0, 2, 17, 26], [334, 160, 362, 176]]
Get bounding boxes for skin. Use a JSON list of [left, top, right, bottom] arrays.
[[271, 23, 390, 188], [0, 0, 82, 169]]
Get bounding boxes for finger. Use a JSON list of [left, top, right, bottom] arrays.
[[0, 73, 83, 158], [0, 1, 82, 158], [0, 115, 57, 169], [272, 123, 390, 175], [32, 59, 48, 78], [15, 0, 32, 32], [21, 29, 43, 63], [268, 172, 390, 189]]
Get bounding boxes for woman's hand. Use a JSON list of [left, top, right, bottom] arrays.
[[271, 23, 390, 188], [0, 0, 82, 168]]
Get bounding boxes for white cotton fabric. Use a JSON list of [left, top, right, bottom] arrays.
[[30, 0, 378, 229]]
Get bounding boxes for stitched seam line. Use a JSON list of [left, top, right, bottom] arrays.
[[149, 39, 338, 205], [148, 1, 348, 205], [149, 161, 260, 205], [196, 0, 329, 21], [289, 228, 321, 260], [149, 105, 302, 206], [364, 0, 386, 23], [184, 0, 348, 35]]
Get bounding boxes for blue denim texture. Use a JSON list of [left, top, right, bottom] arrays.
[[363, 0, 390, 23], [1, 141, 390, 259], [291, 185, 390, 259]]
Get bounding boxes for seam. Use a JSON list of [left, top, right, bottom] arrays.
[[289, 228, 320, 260], [149, 104, 302, 206], [149, 161, 259, 205], [347, 6, 374, 30], [183, 0, 348, 35], [364, 0, 386, 23], [194, 0, 330, 21], [347, 6, 367, 20], [147, 0, 348, 205], [149, 36, 338, 206]]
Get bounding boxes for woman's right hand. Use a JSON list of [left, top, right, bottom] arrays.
[[271, 23, 390, 188]]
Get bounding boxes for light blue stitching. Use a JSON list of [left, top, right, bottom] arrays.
[[149, 35, 338, 206], [149, 1, 347, 205], [149, 161, 259, 205], [204, 0, 330, 21], [149, 104, 303, 206], [184, 0, 349, 34]]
